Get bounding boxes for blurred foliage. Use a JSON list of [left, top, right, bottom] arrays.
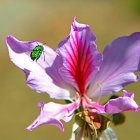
[[0, 0, 140, 140]]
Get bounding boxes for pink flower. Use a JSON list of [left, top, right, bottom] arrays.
[[6, 17, 139, 132]]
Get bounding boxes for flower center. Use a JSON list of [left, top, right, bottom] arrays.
[[75, 86, 104, 113]]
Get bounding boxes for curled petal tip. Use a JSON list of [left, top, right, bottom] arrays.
[[72, 18, 77, 31], [38, 102, 44, 107], [71, 17, 89, 32], [6, 35, 13, 45], [6, 35, 17, 44], [6, 35, 12, 40], [135, 106, 139, 112], [73, 16, 76, 21], [25, 128, 32, 131]]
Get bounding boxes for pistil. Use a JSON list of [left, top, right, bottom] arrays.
[[96, 81, 102, 104]]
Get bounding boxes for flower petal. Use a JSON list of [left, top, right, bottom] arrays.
[[88, 32, 140, 97], [57, 17, 102, 94], [6, 35, 56, 70], [105, 90, 139, 113], [45, 54, 76, 99], [26, 102, 78, 131], [6, 35, 72, 99]]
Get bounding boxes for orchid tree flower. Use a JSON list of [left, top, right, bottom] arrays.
[[6, 17, 139, 138]]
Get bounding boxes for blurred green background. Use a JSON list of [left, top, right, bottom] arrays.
[[1, 0, 140, 139]]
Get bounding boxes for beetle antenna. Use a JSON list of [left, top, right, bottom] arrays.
[[36, 41, 39, 46]]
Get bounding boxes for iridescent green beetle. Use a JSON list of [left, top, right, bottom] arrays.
[[30, 45, 44, 61]]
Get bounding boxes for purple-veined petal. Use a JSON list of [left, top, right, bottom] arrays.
[[105, 90, 139, 113], [57, 17, 102, 95], [26, 101, 79, 131], [6, 35, 73, 100], [88, 32, 140, 98]]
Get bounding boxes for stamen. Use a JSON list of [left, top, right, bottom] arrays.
[[96, 81, 102, 104], [81, 96, 87, 110], [76, 92, 80, 99]]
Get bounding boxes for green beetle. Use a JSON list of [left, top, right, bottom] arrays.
[[30, 45, 44, 61]]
